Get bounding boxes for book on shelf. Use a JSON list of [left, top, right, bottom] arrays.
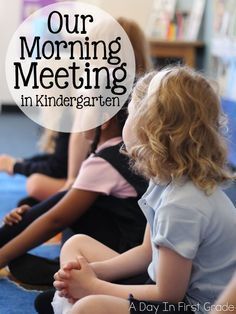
[[185, 0, 206, 41], [147, 0, 205, 41], [147, 0, 177, 39]]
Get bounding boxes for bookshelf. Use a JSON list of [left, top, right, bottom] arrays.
[[149, 39, 204, 68], [146, 0, 206, 68], [147, 0, 206, 41]]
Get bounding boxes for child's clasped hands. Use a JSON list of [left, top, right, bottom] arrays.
[[53, 256, 99, 304]]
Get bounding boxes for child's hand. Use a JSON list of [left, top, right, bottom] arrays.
[[62, 260, 81, 272], [53, 259, 81, 298], [0, 155, 16, 175], [54, 256, 98, 300], [3, 205, 31, 226], [53, 268, 70, 298]]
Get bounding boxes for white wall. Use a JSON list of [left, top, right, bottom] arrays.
[[100, 0, 153, 29], [73, 0, 153, 29], [0, 0, 22, 104]]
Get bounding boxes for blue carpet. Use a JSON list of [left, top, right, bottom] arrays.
[[0, 278, 39, 314], [0, 173, 27, 221], [0, 173, 60, 313]]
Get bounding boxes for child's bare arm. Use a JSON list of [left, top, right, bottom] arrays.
[[54, 225, 151, 295], [0, 188, 99, 268], [93, 246, 192, 302], [61, 245, 192, 303], [53, 225, 151, 297], [91, 225, 152, 281]]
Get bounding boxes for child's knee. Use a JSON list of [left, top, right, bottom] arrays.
[[64, 234, 91, 247], [26, 173, 45, 198], [71, 296, 102, 314], [62, 234, 92, 252]]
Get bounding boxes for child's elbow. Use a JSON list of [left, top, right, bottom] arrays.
[[158, 289, 186, 304], [141, 243, 152, 263], [167, 295, 185, 304]]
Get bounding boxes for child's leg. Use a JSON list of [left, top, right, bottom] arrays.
[[37, 236, 148, 314], [52, 236, 120, 314], [70, 295, 195, 314], [70, 295, 130, 314], [34, 289, 54, 314], [60, 234, 119, 266], [26, 173, 66, 200], [0, 191, 66, 247]]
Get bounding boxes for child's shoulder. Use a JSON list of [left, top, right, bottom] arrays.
[[167, 180, 232, 213], [166, 180, 210, 206], [144, 179, 234, 218]]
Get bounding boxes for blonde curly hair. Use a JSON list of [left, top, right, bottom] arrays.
[[128, 66, 234, 194]]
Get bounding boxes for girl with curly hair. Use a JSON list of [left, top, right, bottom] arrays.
[[51, 66, 236, 314]]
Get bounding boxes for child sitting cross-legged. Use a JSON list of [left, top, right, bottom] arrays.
[[49, 67, 236, 314]]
